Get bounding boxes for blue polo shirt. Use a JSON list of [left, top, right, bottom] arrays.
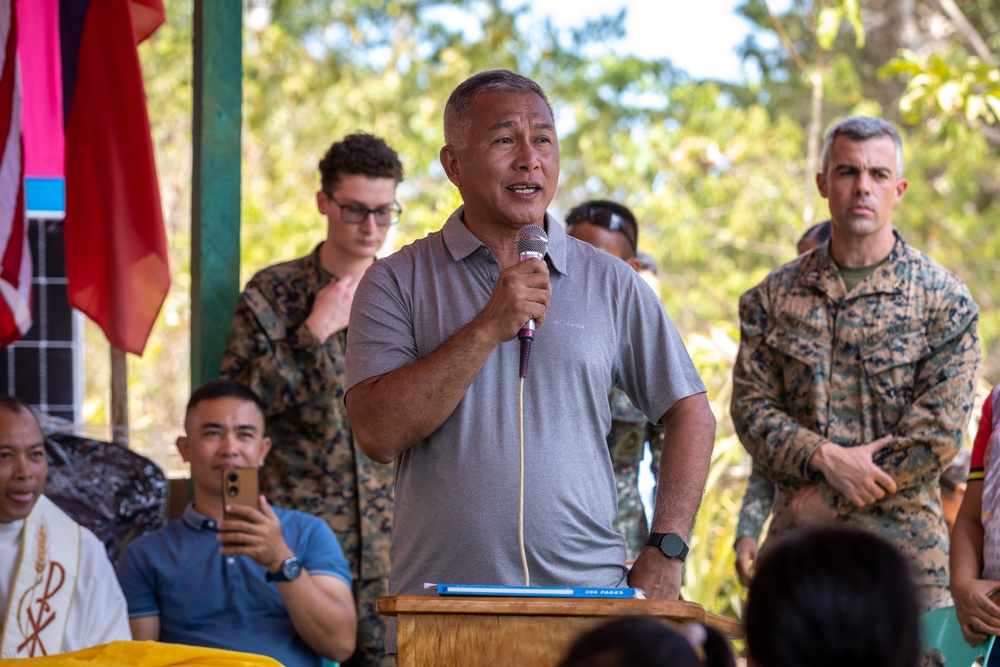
[[116, 504, 352, 667]]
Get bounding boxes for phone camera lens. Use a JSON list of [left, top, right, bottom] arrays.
[[227, 472, 239, 483], [227, 486, 238, 497]]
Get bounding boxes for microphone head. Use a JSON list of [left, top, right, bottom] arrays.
[[515, 224, 549, 257]]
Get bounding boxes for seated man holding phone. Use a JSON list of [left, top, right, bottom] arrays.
[[116, 379, 356, 666]]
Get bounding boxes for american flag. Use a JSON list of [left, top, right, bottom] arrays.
[[0, 0, 33, 346]]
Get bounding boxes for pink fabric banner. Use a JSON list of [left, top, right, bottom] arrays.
[[17, 0, 63, 178]]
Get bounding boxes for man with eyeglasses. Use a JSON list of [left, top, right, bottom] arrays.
[[564, 200, 665, 562], [220, 133, 402, 667]]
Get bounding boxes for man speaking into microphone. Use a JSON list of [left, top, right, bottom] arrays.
[[344, 70, 714, 645]]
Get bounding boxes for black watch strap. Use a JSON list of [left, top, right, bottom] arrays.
[[647, 532, 689, 562]]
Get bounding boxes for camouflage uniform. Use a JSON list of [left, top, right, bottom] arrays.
[[607, 387, 664, 561], [220, 244, 393, 667], [731, 234, 980, 595], [735, 465, 773, 543]]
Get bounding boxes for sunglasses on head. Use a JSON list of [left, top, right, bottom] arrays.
[[566, 207, 638, 254]]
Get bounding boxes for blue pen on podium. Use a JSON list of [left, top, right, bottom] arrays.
[[425, 582, 646, 599]]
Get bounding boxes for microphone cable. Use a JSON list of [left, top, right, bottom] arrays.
[[518, 377, 529, 586]]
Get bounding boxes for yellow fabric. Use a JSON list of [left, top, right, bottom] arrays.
[[1, 640, 284, 667]]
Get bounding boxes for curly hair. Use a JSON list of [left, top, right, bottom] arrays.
[[318, 133, 404, 190]]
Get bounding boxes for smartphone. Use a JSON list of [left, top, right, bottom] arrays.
[[221, 468, 260, 519]]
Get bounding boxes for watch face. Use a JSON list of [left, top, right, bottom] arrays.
[[283, 558, 303, 580], [661, 533, 686, 558]]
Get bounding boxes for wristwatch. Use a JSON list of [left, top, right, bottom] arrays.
[[266, 556, 303, 582], [647, 533, 689, 562]]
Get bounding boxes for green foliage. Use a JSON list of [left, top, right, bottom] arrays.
[[816, 0, 865, 51], [682, 434, 745, 618], [881, 49, 1000, 127], [681, 325, 745, 618]]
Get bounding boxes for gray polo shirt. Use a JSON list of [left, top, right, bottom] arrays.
[[346, 208, 705, 601]]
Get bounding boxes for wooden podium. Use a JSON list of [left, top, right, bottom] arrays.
[[379, 595, 743, 667]]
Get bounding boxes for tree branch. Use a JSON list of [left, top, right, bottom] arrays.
[[935, 0, 997, 66], [762, 0, 811, 75]]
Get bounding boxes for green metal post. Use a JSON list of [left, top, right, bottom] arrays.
[[191, 1, 242, 389]]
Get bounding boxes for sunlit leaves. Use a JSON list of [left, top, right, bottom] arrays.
[[816, 1, 865, 50], [883, 49, 1000, 127], [816, 7, 842, 50]]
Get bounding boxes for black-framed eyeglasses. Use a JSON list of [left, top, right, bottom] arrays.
[[323, 191, 402, 227], [565, 206, 638, 254]]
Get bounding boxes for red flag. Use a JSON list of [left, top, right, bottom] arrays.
[[0, 0, 33, 346], [64, 0, 168, 355]]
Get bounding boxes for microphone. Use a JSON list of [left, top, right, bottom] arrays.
[[514, 224, 549, 378]]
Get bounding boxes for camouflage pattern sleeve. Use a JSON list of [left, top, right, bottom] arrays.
[[736, 465, 774, 541], [867, 288, 980, 492], [220, 284, 341, 417], [731, 285, 828, 483]]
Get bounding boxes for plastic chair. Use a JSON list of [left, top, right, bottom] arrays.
[[922, 605, 992, 666]]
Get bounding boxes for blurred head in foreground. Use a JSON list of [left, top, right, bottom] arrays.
[[557, 615, 735, 667], [744, 526, 921, 667]]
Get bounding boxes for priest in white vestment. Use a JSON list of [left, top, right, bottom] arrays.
[[0, 395, 131, 657]]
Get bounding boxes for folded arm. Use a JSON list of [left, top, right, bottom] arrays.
[[868, 314, 980, 491]]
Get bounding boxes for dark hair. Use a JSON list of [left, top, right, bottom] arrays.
[[443, 69, 554, 148], [187, 379, 267, 422], [745, 527, 921, 667], [557, 616, 734, 667], [318, 133, 403, 190], [0, 395, 40, 430], [565, 199, 639, 258], [635, 251, 659, 276], [820, 116, 904, 176], [798, 219, 831, 247]]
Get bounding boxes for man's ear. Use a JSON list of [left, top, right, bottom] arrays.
[[894, 177, 908, 203], [316, 190, 327, 215], [816, 171, 829, 199], [176, 435, 191, 463], [256, 437, 272, 467], [440, 145, 461, 188]]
